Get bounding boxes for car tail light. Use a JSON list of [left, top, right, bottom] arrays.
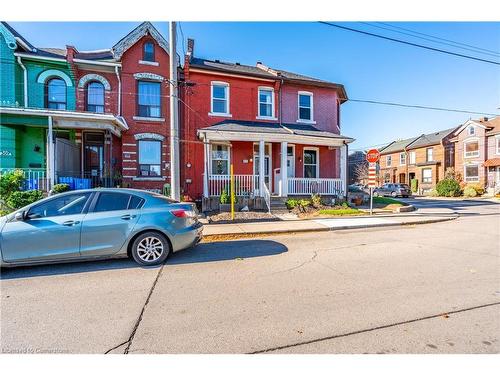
[[171, 209, 188, 218]]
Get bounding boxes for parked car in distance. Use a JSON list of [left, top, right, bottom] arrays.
[[373, 183, 412, 198], [0, 188, 203, 267]]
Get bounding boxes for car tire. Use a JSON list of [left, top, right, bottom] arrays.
[[391, 192, 397, 197], [130, 231, 170, 266]]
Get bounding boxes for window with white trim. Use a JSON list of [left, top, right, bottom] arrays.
[[426, 147, 433, 162], [386, 155, 392, 167], [303, 149, 318, 178], [496, 137, 500, 154], [422, 168, 432, 183], [464, 140, 479, 158], [258, 87, 274, 118], [409, 151, 416, 165], [400, 152, 406, 165], [464, 164, 479, 182], [138, 140, 161, 177], [211, 144, 229, 175], [467, 126, 475, 136], [211, 82, 229, 115], [298, 92, 313, 121]]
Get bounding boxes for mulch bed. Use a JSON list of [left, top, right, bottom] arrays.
[[207, 211, 280, 224]]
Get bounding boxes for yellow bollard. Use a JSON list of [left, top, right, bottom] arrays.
[[230, 163, 235, 221]]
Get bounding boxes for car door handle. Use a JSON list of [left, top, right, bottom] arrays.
[[62, 220, 80, 226], [121, 214, 136, 220]]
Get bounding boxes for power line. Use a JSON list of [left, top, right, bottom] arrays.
[[377, 22, 500, 56], [359, 22, 500, 58], [318, 22, 500, 66]]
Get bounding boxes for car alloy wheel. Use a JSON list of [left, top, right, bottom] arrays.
[[131, 232, 170, 266], [391, 192, 397, 197]]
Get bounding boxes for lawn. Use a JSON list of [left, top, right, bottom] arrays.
[[372, 196, 406, 206], [318, 208, 365, 216]]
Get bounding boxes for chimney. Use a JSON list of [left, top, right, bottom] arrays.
[[184, 38, 195, 80], [187, 38, 194, 57], [480, 116, 488, 122], [65, 45, 78, 62]]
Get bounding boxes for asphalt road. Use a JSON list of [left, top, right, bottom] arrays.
[[1, 198, 499, 354]]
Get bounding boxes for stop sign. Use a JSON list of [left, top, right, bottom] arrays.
[[366, 149, 380, 163]]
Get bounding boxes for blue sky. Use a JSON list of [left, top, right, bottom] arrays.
[[9, 21, 500, 151]]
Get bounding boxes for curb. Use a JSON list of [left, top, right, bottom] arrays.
[[202, 215, 458, 241]]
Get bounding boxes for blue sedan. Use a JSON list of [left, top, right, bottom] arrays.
[[0, 189, 203, 267]]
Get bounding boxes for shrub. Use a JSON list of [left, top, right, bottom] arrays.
[[286, 198, 299, 209], [436, 179, 461, 197], [51, 183, 70, 195], [6, 190, 44, 210], [463, 186, 477, 198], [444, 167, 462, 183], [0, 169, 25, 200], [219, 189, 229, 204], [410, 178, 418, 193], [429, 189, 439, 197], [466, 183, 484, 196], [311, 193, 322, 208]]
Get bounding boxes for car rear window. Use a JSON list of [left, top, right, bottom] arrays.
[[94, 192, 145, 212]]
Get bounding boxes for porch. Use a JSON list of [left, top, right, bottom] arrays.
[[198, 120, 353, 211]]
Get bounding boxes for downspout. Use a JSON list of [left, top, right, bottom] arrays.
[[17, 56, 28, 107], [115, 65, 121, 116]]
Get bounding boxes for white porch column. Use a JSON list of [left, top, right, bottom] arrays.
[[203, 139, 209, 198], [47, 116, 55, 190], [340, 144, 347, 197], [280, 141, 288, 197], [259, 140, 265, 197]]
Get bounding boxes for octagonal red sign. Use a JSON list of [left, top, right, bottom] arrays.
[[366, 149, 380, 163]]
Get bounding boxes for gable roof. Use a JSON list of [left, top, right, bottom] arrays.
[[1, 21, 36, 52], [112, 21, 171, 61], [406, 127, 458, 150], [379, 136, 420, 154]]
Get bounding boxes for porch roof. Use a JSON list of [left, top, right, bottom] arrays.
[[0, 106, 128, 136], [198, 120, 354, 146]]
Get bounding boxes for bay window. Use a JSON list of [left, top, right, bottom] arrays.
[[258, 87, 274, 118], [211, 144, 229, 175], [464, 164, 479, 182], [137, 81, 161, 118], [138, 140, 161, 177], [464, 140, 479, 158], [298, 92, 313, 122], [211, 82, 229, 115]]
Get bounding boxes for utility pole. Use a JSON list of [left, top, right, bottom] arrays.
[[169, 21, 180, 201]]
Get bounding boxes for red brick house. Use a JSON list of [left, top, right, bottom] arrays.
[[180, 39, 354, 210]]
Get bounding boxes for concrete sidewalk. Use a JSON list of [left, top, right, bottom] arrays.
[[203, 209, 457, 237]]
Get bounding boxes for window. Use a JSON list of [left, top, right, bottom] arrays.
[[422, 168, 432, 184], [143, 42, 155, 62], [94, 193, 144, 212], [467, 126, 475, 136], [137, 81, 161, 118], [46, 78, 66, 110], [28, 193, 91, 219], [400, 152, 406, 165], [211, 83, 229, 115], [386, 155, 392, 167], [496, 137, 500, 155], [258, 88, 274, 118], [464, 140, 479, 158], [211, 144, 229, 175], [86, 81, 105, 113], [409, 151, 416, 165], [138, 140, 161, 176], [464, 164, 479, 182], [303, 149, 318, 178], [426, 148, 433, 162], [298, 92, 313, 121]]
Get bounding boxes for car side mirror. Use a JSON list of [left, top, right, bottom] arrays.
[[14, 211, 26, 221]]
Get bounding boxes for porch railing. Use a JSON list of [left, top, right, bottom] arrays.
[[262, 181, 271, 213], [0, 168, 50, 192], [288, 177, 344, 196], [208, 174, 260, 197], [57, 171, 118, 190]]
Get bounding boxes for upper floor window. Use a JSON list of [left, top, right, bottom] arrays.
[[399, 152, 406, 165], [143, 42, 155, 62], [464, 140, 479, 158], [426, 147, 433, 162], [137, 81, 161, 118], [386, 155, 392, 167], [467, 125, 475, 136], [258, 87, 274, 118], [211, 82, 229, 115], [496, 137, 500, 155], [298, 92, 313, 122], [86, 81, 105, 113], [46, 78, 66, 110], [409, 151, 416, 165]]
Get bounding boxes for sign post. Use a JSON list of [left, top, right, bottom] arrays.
[[366, 149, 381, 216]]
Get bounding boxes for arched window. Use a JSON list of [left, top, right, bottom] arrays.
[[143, 41, 155, 62], [86, 81, 105, 113], [46, 78, 66, 110]]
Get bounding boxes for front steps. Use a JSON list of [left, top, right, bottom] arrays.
[[269, 196, 289, 214]]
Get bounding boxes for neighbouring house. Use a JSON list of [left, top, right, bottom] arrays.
[[180, 39, 354, 211], [451, 116, 500, 194], [378, 127, 457, 194]]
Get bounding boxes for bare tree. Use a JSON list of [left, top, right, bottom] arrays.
[[353, 162, 369, 184]]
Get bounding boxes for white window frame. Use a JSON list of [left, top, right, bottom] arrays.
[[464, 139, 480, 158], [464, 163, 480, 183], [422, 168, 432, 184], [209, 143, 231, 175], [297, 91, 315, 124], [467, 125, 475, 136], [303, 147, 319, 178], [409, 151, 416, 165], [426, 147, 433, 162], [386, 155, 392, 167], [496, 136, 500, 155], [399, 152, 406, 166], [256, 86, 276, 120], [209, 81, 231, 117]]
